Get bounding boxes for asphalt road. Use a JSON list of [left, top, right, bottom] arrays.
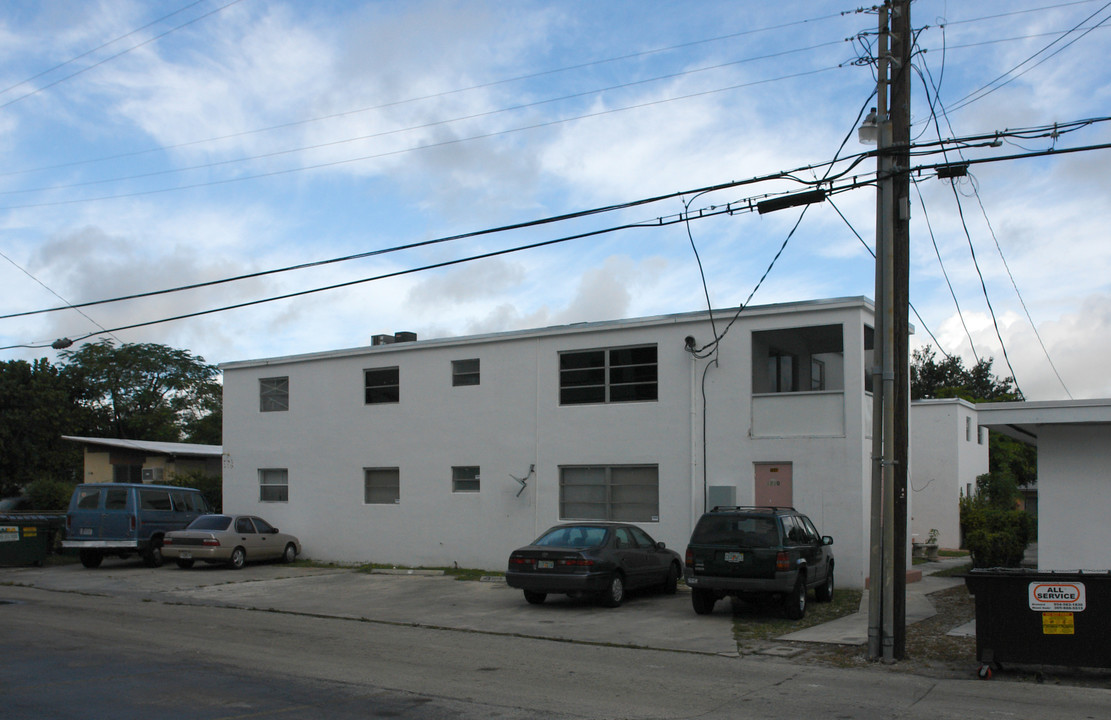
[[2, 562, 1108, 719]]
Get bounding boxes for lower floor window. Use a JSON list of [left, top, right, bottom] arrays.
[[365, 467, 400, 504], [559, 465, 659, 522], [452, 466, 480, 493], [259, 468, 288, 502]]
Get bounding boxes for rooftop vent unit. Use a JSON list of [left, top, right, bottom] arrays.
[[394, 331, 417, 343], [371, 334, 396, 346]]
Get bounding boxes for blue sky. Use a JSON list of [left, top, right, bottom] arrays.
[[1, 0, 1109, 400]]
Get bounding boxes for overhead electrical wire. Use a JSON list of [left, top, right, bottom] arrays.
[[0, 65, 847, 212], [967, 174, 1072, 398], [943, 0, 1111, 115], [0, 0, 248, 111], [0, 40, 849, 199], [0, 9, 849, 180], [825, 195, 949, 357], [0, 0, 209, 99], [3, 132, 1109, 352]]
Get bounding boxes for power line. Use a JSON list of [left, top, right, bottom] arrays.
[[944, 1, 1111, 115], [0, 0, 248, 111], [0, 8, 848, 179], [5, 119, 1106, 323], [0, 0, 208, 99], [0, 40, 849, 199]]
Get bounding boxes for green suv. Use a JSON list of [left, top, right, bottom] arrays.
[[684, 506, 834, 619]]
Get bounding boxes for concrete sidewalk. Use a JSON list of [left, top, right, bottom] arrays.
[[778, 555, 970, 644]]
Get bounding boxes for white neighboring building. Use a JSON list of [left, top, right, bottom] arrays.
[[221, 297, 894, 588], [909, 399, 989, 550], [977, 399, 1111, 572]]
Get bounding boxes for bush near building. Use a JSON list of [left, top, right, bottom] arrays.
[[959, 472, 1034, 568]]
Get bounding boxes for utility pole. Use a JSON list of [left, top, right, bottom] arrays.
[[866, 0, 911, 663], [890, 0, 912, 661]]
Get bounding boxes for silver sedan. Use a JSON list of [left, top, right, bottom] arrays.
[[162, 514, 300, 569]]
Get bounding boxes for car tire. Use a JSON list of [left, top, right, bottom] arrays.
[[79, 549, 103, 569], [282, 543, 297, 564], [815, 565, 834, 602], [228, 547, 246, 570], [523, 590, 547, 605], [662, 562, 679, 595], [785, 575, 807, 620], [176, 558, 195, 569], [142, 541, 164, 568], [600, 573, 625, 608], [691, 588, 715, 615]]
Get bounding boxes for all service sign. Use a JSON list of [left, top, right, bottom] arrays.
[[1029, 581, 1086, 612]]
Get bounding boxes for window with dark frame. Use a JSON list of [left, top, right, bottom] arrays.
[[452, 466, 480, 493], [452, 359, 480, 387], [558, 465, 659, 521], [365, 367, 399, 404], [260, 376, 289, 412], [364, 467, 400, 504], [559, 345, 657, 405]]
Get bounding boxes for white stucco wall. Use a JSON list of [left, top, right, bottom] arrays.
[[222, 299, 877, 586], [1037, 424, 1111, 572], [909, 400, 989, 549]]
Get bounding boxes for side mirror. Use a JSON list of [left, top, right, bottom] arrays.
[[656, 541, 667, 550], [822, 536, 834, 546]]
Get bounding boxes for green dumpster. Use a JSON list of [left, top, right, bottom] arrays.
[[0, 514, 63, 566]]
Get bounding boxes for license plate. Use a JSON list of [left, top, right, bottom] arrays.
[[724, 551, 744, 563], [178, 552, 192, 560], [537, 560, 554, 569], [80, 528, 92, 536]]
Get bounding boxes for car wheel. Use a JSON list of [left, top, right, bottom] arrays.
[[228, 547, 246, 570], [523, 590, 547, 605], [691, 588, 715, 615], [785, 575, 807, 620], [142, 541, 164, 568], [600, 573, 625, 608], [79, 549, 103, 569], [815, 565, 834, 602], [282, 543, 297, 564], [662, 562, 679, 595], [176, 558, 195, 569]]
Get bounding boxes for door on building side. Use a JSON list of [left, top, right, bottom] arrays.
[[754, 462, 793, 507]]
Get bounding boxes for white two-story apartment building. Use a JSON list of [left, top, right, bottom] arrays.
[[222, 297, 891, 587]]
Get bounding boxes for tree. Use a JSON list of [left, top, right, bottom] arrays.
[[60, 340, 222, 443], [910, 346, 1035, 487], [0, 358, 84, 496], [910, 346, 1019, 402]]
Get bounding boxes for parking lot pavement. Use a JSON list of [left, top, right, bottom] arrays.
[[0, 559, 739, 656]]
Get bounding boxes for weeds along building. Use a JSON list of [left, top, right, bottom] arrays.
[[222, 296, 914, 588]]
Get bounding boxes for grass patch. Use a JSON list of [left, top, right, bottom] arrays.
[[732, 588, 862, 644], [932, 561, 972, 578], [938, 549, 970, 558]]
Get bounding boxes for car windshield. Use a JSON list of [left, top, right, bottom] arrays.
[[186, 515, 231, 531], [533, 526, 607, 548], [691, 515, 780, 546]]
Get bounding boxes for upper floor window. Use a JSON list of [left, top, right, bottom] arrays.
[[452, 359, 480, 387], [260, 376, 289, 412], [365, 367, 399, 404], [559, 345, 657, 405]]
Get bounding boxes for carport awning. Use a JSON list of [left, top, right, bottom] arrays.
[[976, 399, 1111, 445]]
